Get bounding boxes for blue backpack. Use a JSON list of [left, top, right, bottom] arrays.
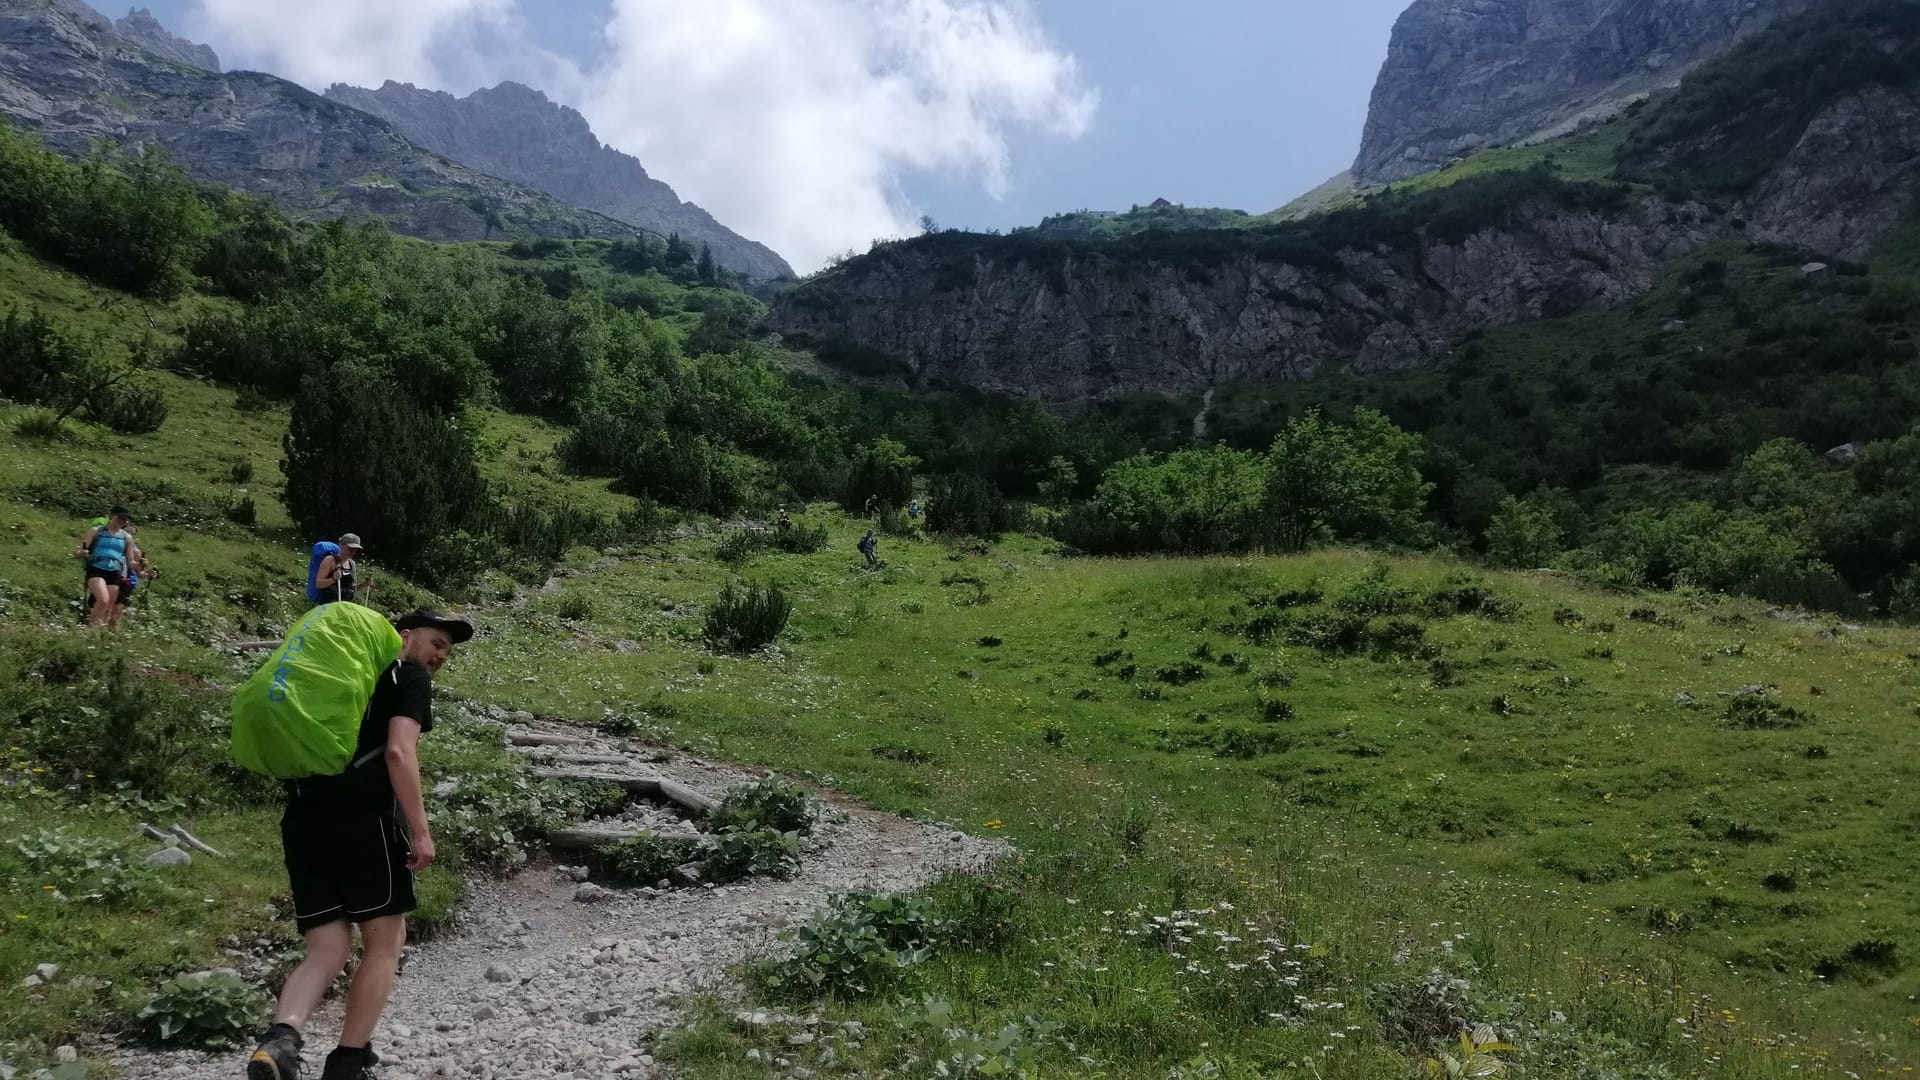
[[306, 541, 341, 602]]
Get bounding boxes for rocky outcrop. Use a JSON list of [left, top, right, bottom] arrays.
[[325, 81, 793, 280], [112, 6, 219, 71], [1353, 0, 1811, 185], [772, 196, 1718, 405], [0, 0, 643, 243]]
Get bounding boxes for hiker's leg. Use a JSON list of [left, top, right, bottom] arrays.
[[338, 915, 406, 1047], [85, 577, 116, 626], [274, 920, 353, 1029]]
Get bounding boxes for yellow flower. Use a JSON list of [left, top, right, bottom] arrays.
[[982, 820, 1004, 830]]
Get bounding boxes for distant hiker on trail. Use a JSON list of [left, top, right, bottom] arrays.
[[908, 499, 921, 520], [248, 609, 474, 1080], [777, 507, 793, 532], [114, 524, 152, 624], [307, 534, 370, 606], [863, 493, 879, 517], [858, 529, 878, 567], [75, 506, 134, 628]]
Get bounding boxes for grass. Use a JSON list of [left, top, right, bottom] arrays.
[[446, 517, 1920, 1078]]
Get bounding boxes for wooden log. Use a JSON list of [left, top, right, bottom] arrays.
[[533, 769, 662, 797], [504, 731, 589, 747], [658, 779, 721, 817], [532, 752, 632, 766], [530, 769, 719, 816], [547, 826, 664, 850]]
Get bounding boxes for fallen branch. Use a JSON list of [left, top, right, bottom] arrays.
[[169, 824, 225, 858]]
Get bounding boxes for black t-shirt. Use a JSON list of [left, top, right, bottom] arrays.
[[287, 660, 433, 812]]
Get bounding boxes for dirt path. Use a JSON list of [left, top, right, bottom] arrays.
[[109, 713, 1005, 1079]]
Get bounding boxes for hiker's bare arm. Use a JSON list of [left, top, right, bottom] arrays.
[[315, 555, 340, 588], [75, 527, 98, 559], [384, 717, 434, 870]]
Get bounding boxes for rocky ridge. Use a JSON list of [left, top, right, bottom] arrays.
[[0, 0, 645, 244], [325, 81, 794, 280], [1352, 0, 1813, 185], [772, 3, 1920, 405]]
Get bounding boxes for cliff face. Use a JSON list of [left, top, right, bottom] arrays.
[[774, 197, 1716, 404], [325, 81, 793, 280], [0, 0, 643, 243], [1352, 0, 1812, 185], [772, 0, 1920, 406]]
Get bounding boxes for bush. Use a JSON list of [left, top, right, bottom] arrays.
[[714, 529, 768, 563], [712, 776, 821, 835], [11, 408, 64, 439], [703, 583, 793, 652], [86, 373, 170, 434], [704, 825, 801, 881], [1890, 565, 1920, 624], [595, 832, 700, 885], [925, 473, 1021, 537], [224, 495, 257, 527], [136, 970, 266, 1048], [228, 459, 255, 484], [772, 522, 828, 554]]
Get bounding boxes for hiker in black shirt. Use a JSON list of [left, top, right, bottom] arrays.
[[249, 610, 473, 1080]]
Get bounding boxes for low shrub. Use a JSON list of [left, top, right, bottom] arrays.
[[136, 970, 265, 1048], [762, 891, 942, 999], [11, 408, 65, 439], [9, 827, 154, 905], [705, 825, 801, 881], [86, 374, 170, 434], [711, 776, 820, 835], [554, 592, 594, 621], [227, 459, 255, 484], [224, 495, 257, 527], [703, 583, 792, 653], [714, 529, 768, 563], [771, 522, 828, 554], [595, 832, 700, 885]]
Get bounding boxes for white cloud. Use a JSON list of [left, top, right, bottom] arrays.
[[582, 0, 1095, 269], [183, 0, 513, 89], [178, 0, 1096, 271]]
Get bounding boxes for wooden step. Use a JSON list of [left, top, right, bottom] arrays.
[[533, 769, 720, 816]]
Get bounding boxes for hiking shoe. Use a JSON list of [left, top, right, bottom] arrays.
[[247, 1024, 303, 1080], [318, 1046, 380, 1080]]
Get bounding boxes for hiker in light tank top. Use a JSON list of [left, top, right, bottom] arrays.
[[75, 505, 134, 629]]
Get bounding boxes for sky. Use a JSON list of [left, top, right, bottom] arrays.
[[125, 0, 1412, 271]]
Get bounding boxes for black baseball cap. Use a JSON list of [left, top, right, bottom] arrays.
[[110, 505, 133, 521], [394, 609, 474, 644]]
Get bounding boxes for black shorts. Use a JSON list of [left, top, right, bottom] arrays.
[[84, 566, 125, 590], [282, 804, 416, 933]]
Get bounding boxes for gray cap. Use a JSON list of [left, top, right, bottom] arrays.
[[338, 533, 363, 549]]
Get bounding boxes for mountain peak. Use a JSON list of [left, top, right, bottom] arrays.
[[324, 80, 793, 279], [109, 4, 221, 71], [1352, 0, 1812, 184]]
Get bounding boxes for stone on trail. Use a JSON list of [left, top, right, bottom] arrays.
[[483, 963, 514, 983], [573, 883, 615, 903], [144, 847, 191, 867], [33, 964, 58, 981]]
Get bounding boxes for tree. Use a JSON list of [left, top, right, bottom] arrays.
[[841, 437, 919, 510], [1484, 495, 1563, 568], [696, 242, 717, 285], [1263, 408, 1431, 551], [281, 362, 489, 577], [1065, 445, 1268, 553]]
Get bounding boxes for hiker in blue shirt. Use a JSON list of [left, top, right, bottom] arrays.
[[74, 506, 134, 628], [858, 529, 878, 567], [308, 533, 370, 606]]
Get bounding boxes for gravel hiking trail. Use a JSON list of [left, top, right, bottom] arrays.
[[109, 711, 1007, 1079]]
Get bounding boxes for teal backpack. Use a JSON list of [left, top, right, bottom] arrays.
[[231, 604, 403, 778]]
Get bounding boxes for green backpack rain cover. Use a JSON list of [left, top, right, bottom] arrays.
[[231, 603, 403, 778]]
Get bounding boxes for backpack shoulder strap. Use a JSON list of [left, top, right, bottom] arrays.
[[347, 662, 402, 771]]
